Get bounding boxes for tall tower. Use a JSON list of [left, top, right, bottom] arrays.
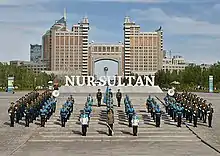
[[123, 16, 135, 76], [80, 16, 90, 76]]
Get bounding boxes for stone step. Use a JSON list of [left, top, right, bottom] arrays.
[[29, 135, 199, 142], [39, 126, 189, 131], [38, 131, 192, 136]]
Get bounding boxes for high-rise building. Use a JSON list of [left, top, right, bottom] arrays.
[[30, 44, 42, 63], [42, 10, 89, 76], [123, 17, 163, 76], [42, 13, 164, 77]]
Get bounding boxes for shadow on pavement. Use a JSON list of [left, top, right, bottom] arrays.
[[97, 130, 108, 135], [72, 130, 82, 135]]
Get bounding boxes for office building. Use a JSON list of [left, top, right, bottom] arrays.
[[42, 9, 89, 76], [10, 60, 48, 73], [123, 16, 163, 76], [42, 13, 164, 76], [162, 55, 187, 72], [30, 44, 42, 62]]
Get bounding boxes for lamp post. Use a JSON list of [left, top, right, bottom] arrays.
[[104, 67, 108, 86]]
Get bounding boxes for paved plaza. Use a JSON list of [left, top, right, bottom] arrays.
[[0, 91, 220, 156]]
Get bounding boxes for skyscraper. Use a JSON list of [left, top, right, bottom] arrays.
[[42, 9, 89, 76], [123, 17, 163, 76], [30, 44, 42, 63]]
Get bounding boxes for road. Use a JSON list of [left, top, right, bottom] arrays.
[[0, 91, 219, 156]]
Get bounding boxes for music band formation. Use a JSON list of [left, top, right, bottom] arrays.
[[7, 88, 214, 137]]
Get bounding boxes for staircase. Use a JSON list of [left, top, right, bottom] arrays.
[[29, 96, 200, 143]]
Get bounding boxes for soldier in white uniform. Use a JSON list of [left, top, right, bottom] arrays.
[[132, 113, 139, 136], [80, 111, 89, 136]]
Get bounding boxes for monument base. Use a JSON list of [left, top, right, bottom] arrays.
[[59, 86, 163, 94]]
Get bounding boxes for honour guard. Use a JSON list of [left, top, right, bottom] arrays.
[[96, 89, 102, 107], [40, 106, 47, 127], [60, 105, 67, 127], [24, 103, 30, 127], [132, 113, 139, 136], [80, 111, 89, 136], [14, 103, 21, 123], [193, 105, 198, 127], [8, 102, 15, 127], [155, 104, 161, 127], [116, 89, 122, 107], [207, 103, 214, 128]]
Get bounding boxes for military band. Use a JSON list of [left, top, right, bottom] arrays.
[[8, 90, 54, 127], [7, 87, 214, 139], [164, 91, 214, 128]]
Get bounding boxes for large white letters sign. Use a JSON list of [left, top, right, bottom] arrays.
[[65, 75, 155, 86]]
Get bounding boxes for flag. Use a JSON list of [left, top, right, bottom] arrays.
[[103, 86, 109, 104]]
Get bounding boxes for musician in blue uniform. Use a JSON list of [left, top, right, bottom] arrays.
[[146, 95, 153, 113], [128, 105, 135, 127], [60, 105, 67, 127], [40, 106, 47, 127], [155, 104, 161, 127], [176, 104, 183, 127]]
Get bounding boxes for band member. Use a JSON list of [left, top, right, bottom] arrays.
[[155, 104, 161, 127], [193, 106, 198, 127], [188, 105, 193, 123], [40, 106, 47, 127], [132, 113, 139, 136], [128, 105, 135, 127], [24, 103, 30, 127], [176, 104, 183, 127], [107, 109, 114, 136], [96, 89, 102, 107], [14, 103, 20, 123], [147, 95, 153, 113], [80, 111, 89, 136], [202, 102, 208, 123], [207, 103, 214, 128], [60, 105, 67, 127], [8, 103, 15, 127], [116, 89, 122, 107]]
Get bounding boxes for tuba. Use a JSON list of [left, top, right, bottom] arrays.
[[52, 90, 60, 97], [168, 88, 175, 96]]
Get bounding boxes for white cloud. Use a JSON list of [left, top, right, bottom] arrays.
[[130, 8, 220, 36], [0, 5, 81, 62], [129, 8, 220, 64], [89, 26, 121, 43]]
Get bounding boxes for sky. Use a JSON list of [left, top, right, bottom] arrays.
[[0, 0, 220, 67]]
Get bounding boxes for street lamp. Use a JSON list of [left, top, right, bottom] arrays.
[[104, 67, 108, 86]]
